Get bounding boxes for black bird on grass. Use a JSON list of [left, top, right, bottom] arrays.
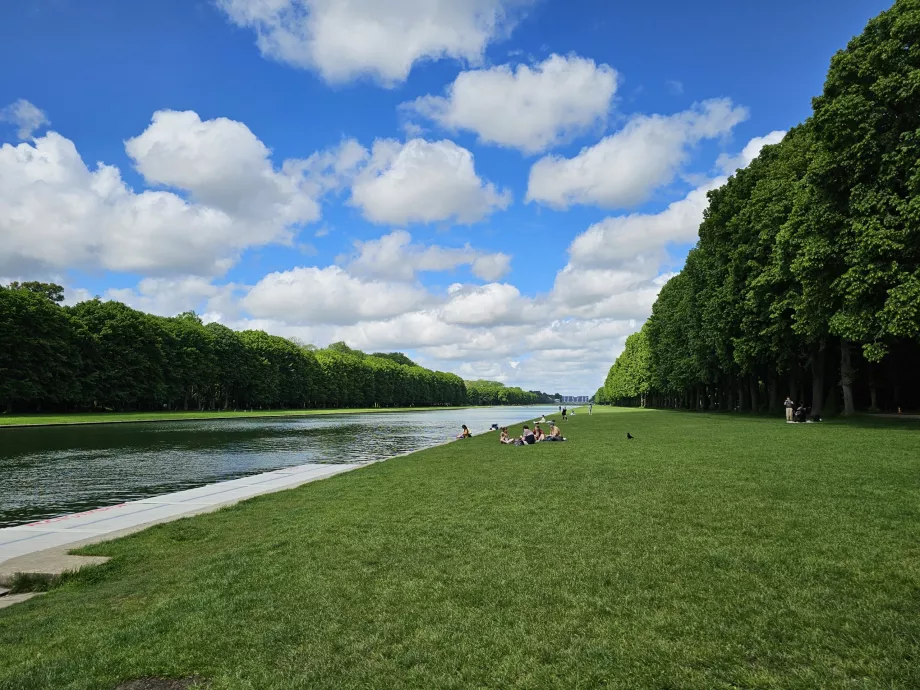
[[626, 432, 634, 440]]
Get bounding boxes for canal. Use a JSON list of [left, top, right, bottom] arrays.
[[0, 406, 560, 527]]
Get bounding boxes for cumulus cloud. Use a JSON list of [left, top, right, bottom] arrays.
[[54, 129, 784, 395], [441, 282, 539, 326], [0, 111, 322, 276], [126, 110, 321, 224], [0, 99, 49, 140], [717, 129, 786, 174], [349, 138, 511, 225], [241, 265, 433, 325], [344, 230, 511, 282], [217, 0, 533, 86], [294, 137, 368, 194], [567, 179, 724, 270], [526, 98, 749, 209], [105, 277, 244, 320], [405, 53, 618, 153]]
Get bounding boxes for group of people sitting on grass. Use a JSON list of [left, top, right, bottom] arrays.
[[500, 422, 565, 445], [456, 419, 566, 444]]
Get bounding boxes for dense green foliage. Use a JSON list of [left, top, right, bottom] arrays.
[[601, 1, 920, 415], [0, 285, 469, 412], [602, 327, 651, 407], [464, 379, 556, 405], [2, 408, 918, 689]]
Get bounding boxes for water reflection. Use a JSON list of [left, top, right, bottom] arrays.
[[0, 406, 559, 527]]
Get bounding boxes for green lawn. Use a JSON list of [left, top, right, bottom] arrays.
[[1, 408, 918, 689], [0, 406, 472, 427]]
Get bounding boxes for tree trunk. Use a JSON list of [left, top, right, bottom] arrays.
[[840, 339, 856, 416], [810, 341, 826, 418], [749, 374, 759, 413], [788, 367, 798, 405], [868, 362, 879, 411], [768, 373, 779, 414]]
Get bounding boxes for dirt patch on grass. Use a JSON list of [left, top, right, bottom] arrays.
[[115, 678, 205, 690]]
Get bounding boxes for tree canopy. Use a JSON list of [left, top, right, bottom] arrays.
[[0, 285, 472, 413], [599, 0, 920, 416]]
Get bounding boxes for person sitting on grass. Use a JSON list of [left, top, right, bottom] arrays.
[[544, 422, 565, 441], [533, 424, 546, 442], [457, 424, 472, 439], [521, 425, 536, 445], [499, 427, 513, 444]]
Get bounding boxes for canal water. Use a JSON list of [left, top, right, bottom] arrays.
[[0, 406, 560, 528]]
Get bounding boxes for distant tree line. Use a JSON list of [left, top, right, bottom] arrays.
[[599, 1, 920, 416], [464, 380, 557, 406], [0, 283, 549, 414]]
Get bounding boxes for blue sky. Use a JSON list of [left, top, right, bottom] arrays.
[[0, 0, 893, 393]]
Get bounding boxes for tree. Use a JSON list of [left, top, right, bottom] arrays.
[[6, 281, 65, 303], [0, 285, 81, 412]]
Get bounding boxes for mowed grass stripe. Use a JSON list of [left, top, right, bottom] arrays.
[[1, 407, 918, 689]]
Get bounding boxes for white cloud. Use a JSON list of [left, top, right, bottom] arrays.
[[406, 53, 618, 153], [567, 179, 724, 270], [350, 138, 511, 224], [217, 0, 533, 86], [241, 265, 433, 325], [0, 111, 322, 276], [717, 129, 786, 174], [344, 230, 511, 282], [471, 253, 512, 282], [294, 137, 368, 194], [526, 98, 749, 209], [441, 282, 538, 326], [125, 110, 320, 225], [0, 99, 49, 140], [105, 277, 244, 319], [56, 132, 783, 396]]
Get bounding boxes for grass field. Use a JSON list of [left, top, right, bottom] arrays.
[[0, 406, 472, 427], [1, 407, 918, 689]]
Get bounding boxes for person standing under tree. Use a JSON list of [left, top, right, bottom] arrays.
[[783, 397, 795, 422]]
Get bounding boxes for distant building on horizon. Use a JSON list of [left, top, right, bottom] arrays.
[[557, 395, 590, 404]]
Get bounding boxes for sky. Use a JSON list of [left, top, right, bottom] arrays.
[[0, 0, 894, 395]]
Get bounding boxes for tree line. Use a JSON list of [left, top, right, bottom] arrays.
[[598, 1, 920, 416], [465, 380, 557, 406], [0, 282, 553, 414]]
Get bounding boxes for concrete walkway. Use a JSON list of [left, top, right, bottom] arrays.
[[0, 461, 364, 583]]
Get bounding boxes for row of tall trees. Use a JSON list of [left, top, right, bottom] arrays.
[[1, 283, 476, 413], [464, 380, 556, 406], [599, 1, 920, 416]]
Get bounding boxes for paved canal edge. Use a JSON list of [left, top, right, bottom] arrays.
[[0, 436, 463, 600]]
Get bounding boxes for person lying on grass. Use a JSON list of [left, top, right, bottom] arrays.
[[456, 424, 472, 439]]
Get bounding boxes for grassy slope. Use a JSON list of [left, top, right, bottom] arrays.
[[1, 408, 918, 689], [0, 406, 473, 427]]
